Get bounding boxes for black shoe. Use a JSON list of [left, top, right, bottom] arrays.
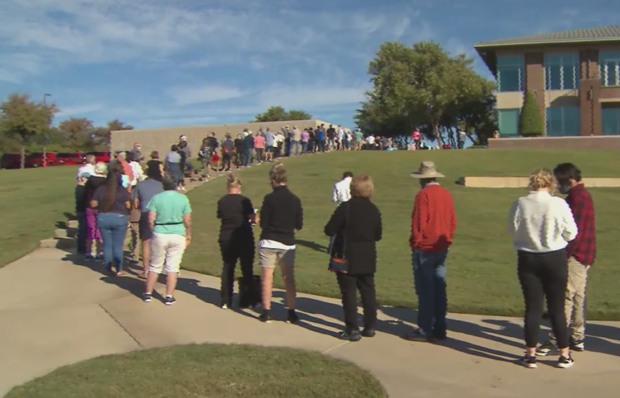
[[361, 328, 376, 338], [433, 331, 447, 341], [519, 354, 538, 369], [340, 330, 362, 342], [259, 312, 271, 323], [558, 355, 575, 369], [286, 310, 299, 324]]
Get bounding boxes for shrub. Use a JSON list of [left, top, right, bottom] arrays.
[[519, 91, 544, 137]]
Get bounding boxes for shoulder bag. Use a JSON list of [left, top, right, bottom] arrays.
[[328, 202, 349, 274]]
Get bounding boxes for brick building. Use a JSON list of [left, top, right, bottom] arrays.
[[475, 26, 620, 137]]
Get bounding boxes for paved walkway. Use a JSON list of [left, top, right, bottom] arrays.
[[1, 247, 620, 397]]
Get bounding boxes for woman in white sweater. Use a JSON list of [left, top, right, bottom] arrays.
[[508, 169, 578, 369]]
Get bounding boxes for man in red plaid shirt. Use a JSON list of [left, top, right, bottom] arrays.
[[537, 163, 596, 356]]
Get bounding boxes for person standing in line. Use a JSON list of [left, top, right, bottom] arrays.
[[254, 131, 265, 163], [90, 162, 131, 276], [405, 161, 457, 343], [143, 176, 192, 305], [129, 142, 144, 162], [301, 128, 309, 154], [264, 128, 275, 162], [221, 133, 234, 171], [353, 128, 363, 150], [324, 174, 382, 341], [77, 154, 96, 181], [537, 163, 595, 356], [75, 171, 90, 255], [457, 130, 467, 149], [217, 174, 258, 309], [332, 171, 353, 207], [326, 124, 336, 151], [257, 163, 303, 323], [83, 162, 107, 260], [198, 137, 214, 181], [291, 126, 301, 156], [317, 126, 326, 152], [337, 126, 345, 151], [115, 151, 134, 189], [243, 131, 255, 167], [508, 169, 578, 369], [133, 162, 164, 278], [165, 145, 184, 190]]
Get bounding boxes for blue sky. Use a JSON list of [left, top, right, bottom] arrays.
[[1, 0, 618, 130]]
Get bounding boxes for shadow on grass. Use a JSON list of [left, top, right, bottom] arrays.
[[295, 239, 329, 253]]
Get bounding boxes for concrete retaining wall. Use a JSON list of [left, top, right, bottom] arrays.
[[462, 176, 620, 188], [488, 136, 620, 149]]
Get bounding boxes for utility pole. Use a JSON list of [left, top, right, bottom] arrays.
[[42, 93, 51, 105]]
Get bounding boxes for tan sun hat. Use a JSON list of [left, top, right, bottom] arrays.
[[410, 161, 445, 178]]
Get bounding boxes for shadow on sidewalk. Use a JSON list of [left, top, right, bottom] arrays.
[[295, 239, 329, 253], [175, 277, 222, 308]]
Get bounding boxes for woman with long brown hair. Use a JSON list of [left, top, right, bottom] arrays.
[[90, 161, 131, 276]]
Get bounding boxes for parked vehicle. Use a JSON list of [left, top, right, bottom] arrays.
[[27, 152, 58, 167], [0, 153, 23, 169], [54, 152, 84, 166], [86, 151, 111, 163]]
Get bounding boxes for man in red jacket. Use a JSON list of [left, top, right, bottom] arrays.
[[405, 161, 457, 342]]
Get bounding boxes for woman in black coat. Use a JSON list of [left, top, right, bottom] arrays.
[[324, 174, 382, 341]]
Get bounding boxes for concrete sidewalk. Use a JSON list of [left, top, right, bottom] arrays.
[[1, 248, 619, 397]]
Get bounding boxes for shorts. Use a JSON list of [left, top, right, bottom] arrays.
[[259, 248, 295, 268], [265, 146, 274, 153], [149, 233, 186, 274], [139, 211, 153, 240]]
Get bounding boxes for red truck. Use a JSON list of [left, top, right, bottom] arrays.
[[85, 151, 111, 163], [54, 152, 84, 166]]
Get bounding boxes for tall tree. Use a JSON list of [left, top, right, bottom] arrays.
[[58, 117, 95, 149], [357, 41, 496, 147], [107, 119, 134, 131], [253, 106, 312, 122], [0, 93, 58, 145]]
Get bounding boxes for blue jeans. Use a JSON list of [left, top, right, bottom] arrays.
[[76, 211, 87, 254], [412, 249, 448, 336], [301, 141, 308, 153], [98, 213, 129, 272], [244, 149, 253, 166], [291, 141, 300, 156]]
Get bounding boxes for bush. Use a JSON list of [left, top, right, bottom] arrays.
[[519, 91, 544, 136]]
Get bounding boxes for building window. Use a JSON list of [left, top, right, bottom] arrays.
[[497, 56, 524, 92], [544, 54, 578, 90], [602, 104, 620, 135], [545, 107, 580, 136], [600, 52, 620, 87], [497, 109, 520, 136]]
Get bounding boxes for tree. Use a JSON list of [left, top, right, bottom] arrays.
[[0, 93, 58, 145], [519, 91, 544, 136], [253, 106, 312, 122], [357, 41, 496, 147], [58, 117, 95, 149], [107, 119, 134, 131]]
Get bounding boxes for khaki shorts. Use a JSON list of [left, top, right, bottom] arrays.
[[259, 248, 295, 268], [149, 233, 186, 274]]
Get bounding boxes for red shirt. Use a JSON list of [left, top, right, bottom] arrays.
[[565, 184, 596, 266], [254, 135, 265, 149], [410, 184, 457, 252]]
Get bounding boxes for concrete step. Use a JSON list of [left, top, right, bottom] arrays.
[[39, 238, 75, 250], [67, 220, 79, 229], [54, 229, 68, 239]]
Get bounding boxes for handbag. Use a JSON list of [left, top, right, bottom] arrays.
[[328, 203, 349, 274]]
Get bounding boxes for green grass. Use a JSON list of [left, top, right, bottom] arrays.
[[183, 149, 620, 320], [0, 166, 76, 266], [5, 344, 387, 398]]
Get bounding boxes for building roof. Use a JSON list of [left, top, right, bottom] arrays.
[[474, 26, 620, 48]]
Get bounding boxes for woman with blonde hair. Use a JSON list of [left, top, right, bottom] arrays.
[[508, 168, 578, 369], [216, 173, 258, 309], [324, 174, 382, 341]]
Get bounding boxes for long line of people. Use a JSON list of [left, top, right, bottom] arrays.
[[74, 154, 594, 370]]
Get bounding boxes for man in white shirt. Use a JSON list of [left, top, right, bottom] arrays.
[[332, 172, 353, 206], [76, 154, 96, 182]]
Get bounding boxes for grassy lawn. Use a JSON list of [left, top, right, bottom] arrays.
[[183, 149, 620, 320], [0, 166, 76, 267], [5, 344, 386, 398]]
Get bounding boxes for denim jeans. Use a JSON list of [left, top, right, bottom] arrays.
[[412, 249, 448, 336], [301, 141, 308, 153], [98, 212, 129, 272], [76, 211, 87, 254], [291, 140, 300, 156], [243, 149, 253, 166]]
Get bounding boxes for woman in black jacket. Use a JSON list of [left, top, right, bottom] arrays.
[[324, 174, 382, 341]]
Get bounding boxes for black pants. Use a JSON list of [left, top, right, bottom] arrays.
[[336, 273, 377, 331], [221, 154, 231, 170], [517, 249, 569, 349], [219, 239, 254, 306]]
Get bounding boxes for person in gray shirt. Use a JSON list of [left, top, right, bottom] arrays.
[[133, 162, 164, 277]]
